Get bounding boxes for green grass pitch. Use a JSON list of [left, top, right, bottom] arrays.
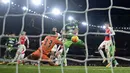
[[0, 65, 130, 73]]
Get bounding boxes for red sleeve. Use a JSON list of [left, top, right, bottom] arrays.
[[55, 39, 63, 45]]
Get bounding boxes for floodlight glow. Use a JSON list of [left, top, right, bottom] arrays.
[[42, 14, 45, 17], [68, 16, 74, 21], [46, 16, 49, 18], [32, 0, 41, 6], [52, 8, 61, 15], [103, 25, 106, 29], [2, 0, 10, 4], [11, 2, 14, 4], [29, 9, 31, 12], [44, 16, 47, 18], [22, 6, 28, 11], [82, 22, 87, 26]]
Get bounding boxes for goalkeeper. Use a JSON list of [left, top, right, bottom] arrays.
[[4, 33, 17, 59], [62, 20, 84, 66]]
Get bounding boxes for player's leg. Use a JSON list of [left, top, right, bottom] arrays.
[[64, 48, 69, 66], [42, 54, 57, 66], [50, 45, 57, 60], [55, 55, 61, 65], [8, 48, 13, 59], [105, 41, 112, 67], [109, 44, 118, 67], [4, 46, 12, 59], [17, 50, 25, 64], [12, 45, 23, 62], [55, 48, 63, 65], [17, 54, 22, 64], [98, 41, 106, 63], [26, 49, 40, 60], [64, 39, 73, 66], [24, 49, 41, 65], [12, 51, 19, 62], [4, 49, 8, 59]]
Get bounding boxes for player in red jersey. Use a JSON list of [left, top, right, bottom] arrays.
[[12, 31, 29, 63], [26, 34, 63, 66], [98, 23, 115, 66]]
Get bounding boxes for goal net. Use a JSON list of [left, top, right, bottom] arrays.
[[0, 0, 130, 73]]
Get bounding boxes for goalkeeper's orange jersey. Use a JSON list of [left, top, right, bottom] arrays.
[[39, 36, 63, 55]]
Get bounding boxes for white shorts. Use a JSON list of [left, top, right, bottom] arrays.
[[17, 44, 26, 53], [99, 40, 112, 51], [17, 53, 25, 60]]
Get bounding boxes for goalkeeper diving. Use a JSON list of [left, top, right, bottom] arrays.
[[61, 20, 85, 66]]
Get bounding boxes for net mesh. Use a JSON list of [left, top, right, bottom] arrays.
[[0, 0, 130, 73]]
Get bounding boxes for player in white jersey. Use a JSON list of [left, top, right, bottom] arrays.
[[12, 31, 29, 64], [51, 38, 63, 65], [98, 23, 115, 66], [50, 27, 64, 65]]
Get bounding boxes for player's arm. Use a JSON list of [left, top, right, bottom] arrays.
[[109, 27, 115, 36], [55, 39, 63, 45], [26, 36, 29, 48]]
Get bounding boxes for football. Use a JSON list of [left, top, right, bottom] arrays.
[[71, 36, 79, 43]]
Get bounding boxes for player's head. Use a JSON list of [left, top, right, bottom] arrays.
[[51, 27, 58, 35], [52, 27, 57, 32], [105, 23, 110, 28], [21, 31, 26, 35]]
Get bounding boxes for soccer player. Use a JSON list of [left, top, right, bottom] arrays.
[[12, 31, 29, 63], [50, 27, 61, 56], [50, 44, 63, 65], [62, 20, 84, 66], [25, 34, 63, 66], [4, 33, 17, 59], [98, 23, 115, 67], [50, 27, 63, 65]]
